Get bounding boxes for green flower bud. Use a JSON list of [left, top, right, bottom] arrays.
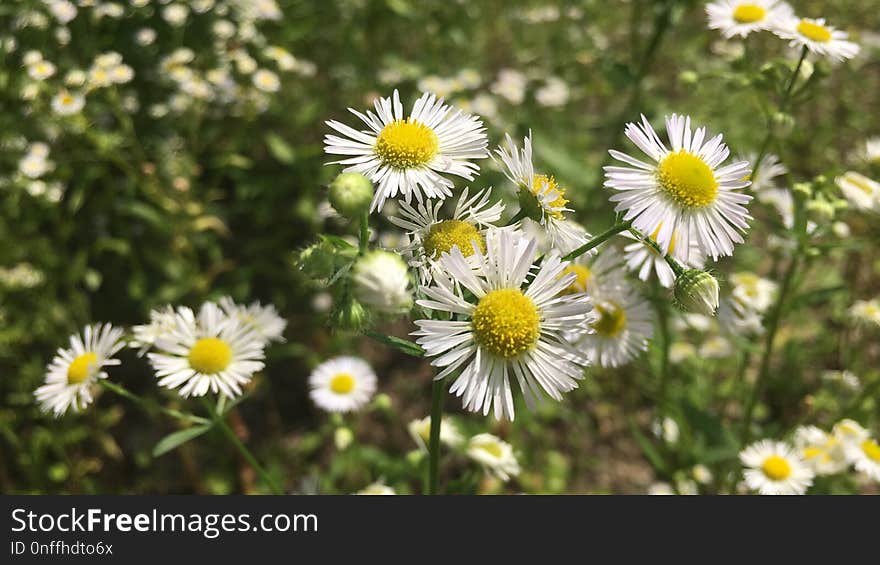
[[373, 393, 393, 411], [792, 182, 813, 197], [517, 185, 546, 223], [806, 196, 835, 222], [674, 269, 720, 316], [329, 298, 370, 331], [329, 172, 374, 218], [406, 449, 425, 466]]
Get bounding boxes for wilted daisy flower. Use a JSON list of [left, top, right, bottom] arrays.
[[351, 250, 413, 314], [51, 90, 85, 115], [389, 187, 504, 284], [324, 90, 488, 211], [773, 16, 860, 62], [413, 230, 592, 420], [407, 416, 465, 452], [148, 302, 265, 399], [623, 227, 705, 288], [706, 0, 792, 38], [308, 356, 377, 413], [218, 296, 286, 345], [356, 482, 395, 495], [849, 298, 880, 327], [729, 272, 777, 313], [27, 59, 56, 80], [793, 425, 848, 475], [575, 281, 653, 368], [833, 419, 870, 445], [35, 324, 125, 417], [606, 114, 752, 261], [836, 172, 879, 211], [495, 132, 587, 253], [845, 435, 880, 481], [467, 433, 521, 481], [740, 440, 814, 495]]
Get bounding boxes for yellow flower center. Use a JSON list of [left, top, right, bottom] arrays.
[[375, 119, 439, 169], [329, 373, 355, 394], [422, 220, 485, 259], [67, 352, 98, 385], [530, 174, 568, 219], [732, 4, 766, 23], [591, 302, 627, 337], [761, 455, 792, 481], [802, 446, 831, 464], [861, 439, 880, 463], [561, 264, 591, 295], [658, 150, 719, 209], [797, 20, 832, 43], [478, 442, 504, 458], [187, 337, 232, 374], [472, 288, 540, 358]]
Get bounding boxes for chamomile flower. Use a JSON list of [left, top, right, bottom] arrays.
[[389, 187, 504, 284], [622, 227, 705, 288], [147, 302, 266, 399], [574, 281, 653, 368], [407, 416, 465, 452], [773, 17, 860, 62], [218, 296, 287, 345], [413, 230, 592, 420], [466, 433, 521, 481], [34, 324, 125, 417], [739, 439, 814, 495], [706, 0, 792, 38], [845, 435, 880, 481], [324, 90, 488, 211], [793, 426, 848, 476], [605, 114, 752, 261], [836, 172, 879, 211], [308, 356, 377, 413], [494, 132, 587, 253], [51, 90, 85, 115]]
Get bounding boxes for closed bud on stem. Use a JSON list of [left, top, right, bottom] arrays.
[[329, 297, 370, 331], [328, 172, 374, 218], [352, 250, 412, 315], [674, 269, 720, 316]]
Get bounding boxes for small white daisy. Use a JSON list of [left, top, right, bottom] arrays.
[[324, 89, 489, 211], [51, 90, 85, 115], [717, 297, 764, 336], [407, 416, 465, 452], [740, 439, 814, 495], [844, 435, 880, 481], [622, 227, 705, 288], [413, 229, 592, 420], [148, 302, 266, 399], [558, 248, 625, 296], [389, 187, 504, 284], [832, 419, 870, 445], [466, 433, 521, 481], [848, 299, 880, 327], [218, 296, 287, 345], [27, 60, 56, 81], [308, 356, 377, 413], [836, 171, 879, 211], [252, 69, 280, 93], [706, 0, 792, 38], [574, 281, 653, 368], [757, 187, 795, 228], [699, 335, 733, 359], [35, 324, 125, 417], [605, 114, 752, 261], [793, 425, 848, 476], [743, 153, 787, 191], [729, 271, 777, 313], [773, 17, 860, 62], [130, 305, 178, 355]]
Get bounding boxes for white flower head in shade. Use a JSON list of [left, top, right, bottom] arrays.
[[793, 425, 848, 476], [772, 16, 860, 62], [389, 187, 504, 285], [623, 226, 705, 288], [739, 439, 814, 495], [407, 416, 465, 453], [844, 434, 880, 482], [252, 69, 280, 93], [832, 419, 869, 445], [494, 132, 588, 254], [35, 324, 125, 417], [356, 482, 395, 495], [148, 302, 266, 399], [51, 90, 85, 115], [729, 272, 777, 313], [466, 433, 521, 481], [351, 250, 413, 315], [835, 172, 879, 212], [706, 0, 793, 38], [413, 229, 592, 420], [324, 89, 489, 211], [218, 296, 287, 346], [308, 356, 377, 413], [605, 114, 752, 261], [575, 280, 653, 368], [848, 298, 880, 327]]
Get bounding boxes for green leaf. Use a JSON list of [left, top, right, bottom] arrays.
[[265, 133, 295, 164], [152, 425, 212, 457]]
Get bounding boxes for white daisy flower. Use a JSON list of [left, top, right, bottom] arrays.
[[407, 416, 465, 452], [18, 154, 53, 179], [109, 64, 134, 84], [773, 17, 860, 62], [27, 60, 56, 80], [218, 296, 287, 345], [844, 435, 880, 481], [717, 297, 764, 336], [622, 227, 705, 288], [743, 153, 787, 191], [739, 439, 814, 495], [699, 335, 733, 359], [413, 230, 592, 420], [729, 271, 777, 313], [351, 250, 413, 314], [308, 356, 377, 413], [706, 0, 792, 38], [848, 299, 880, 327], [34, 324, 125, 417], [356, 482, 395, 495], [252, 69, 280, 93], [559, 248, 625, 296], [162, 4, 189, 26], [605, 114, 752, 261], [388, 186, 504, 284], [466, 433, 521, 481], [793, 425, 848, 476], [130, 305, 178, 355], [51, 90, 85, 115], [692, 464, 714, 484], [652, 417, 680, 444], [575, 280, 653, 368], [324, 90, 489, 212], [147, 302, 266, 399], [47, 0, 78, 25], [836, 171, 879, 211], [832, 419, 870, 445], [494, 132, 588, 254]]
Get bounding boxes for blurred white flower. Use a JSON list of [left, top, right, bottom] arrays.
[[27, 59, 56, 80], [652, 417, 679, 444], [849, 298, 880, 327], [351, 250, 412, 314], [51, 90, 85, 115], [136, 27, 157, 46], [699, 335, 733, 358], [47, 0, 77, 24], [490, 68, 527, 105], [252, 69, 280, 92], [356, 482, 395, 495], [408, 416, 465, 453], [836, 171, 879, 211], [162, 4, 189, 26], [467, 434, 520, 481], [535, 76, 570, 107]]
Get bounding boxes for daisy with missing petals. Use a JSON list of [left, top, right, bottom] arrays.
[[413, 230, 592, 420], [574, 281, 654, 368], [389, 187, 504, 284], [739, 439, 814, 495], [35, 324, 125, 417], [845, 434, 880, 481], [218, 296, 287, 346], [706, 0, 792, 38], [324, 90, 488, 211], [623, 227, 705, 288], [466, 433, 521, 481], [773, 16, 860, 62], [793, 425, 848, 476], [605, 114, 752, 261], [308, 356, 377, 413], [494, 132, 588, 254], [148, 302, 265, 399]]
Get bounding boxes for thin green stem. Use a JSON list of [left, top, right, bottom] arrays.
[[562, 220, 632, 262], [358, 211, 369, 254], [428, 378, 444, 495], [506, 208, 527, 226], [99, 380, 210, 425]]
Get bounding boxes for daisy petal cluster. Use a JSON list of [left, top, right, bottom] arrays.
[[740, 439, 814, 495], [706, 1, 793, 38], [308, 356, 377, 413], [773, 16, 860, 62]]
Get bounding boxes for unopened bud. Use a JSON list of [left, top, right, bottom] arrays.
[[329, 172, 374, 218], [674, 269, 720, 316]]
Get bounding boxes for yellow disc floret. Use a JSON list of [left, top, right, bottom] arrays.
[[530, 174, 568, 219], [188, 337, 233, 374], [67, 352, 98, 385], [422, 220, 485, 258], [761, 455, 792, 481], [657, 150, 719, 209], [375, 119, 439, 169], [797, 20, 832, 43], [472, 289, 541, 358], [732, 4, 766, 24], [861, 439, 880, 463], [591, 302, 627, 337], [329, 373, 355, 394], [478, 442, 503, 458], [561, 264, 592, 295]]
